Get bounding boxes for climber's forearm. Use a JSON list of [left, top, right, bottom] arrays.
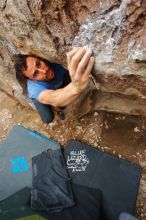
[[38, 82, 82, 107]]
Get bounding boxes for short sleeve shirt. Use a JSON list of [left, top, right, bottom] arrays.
[[27, 63, 68, 101]]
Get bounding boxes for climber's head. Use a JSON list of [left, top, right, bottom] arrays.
[[15, 55, 54, 82], [15, 55, 55, 94]]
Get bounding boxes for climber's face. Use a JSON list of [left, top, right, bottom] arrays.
[[23, 56, 55, 81]]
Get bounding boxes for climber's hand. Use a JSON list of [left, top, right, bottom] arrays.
[[67, 47, 95, 93]]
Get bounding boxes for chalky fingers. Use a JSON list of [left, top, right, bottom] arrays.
[[67, 47, 80, 70], [76, 48, 93, 76], [70, 47, 87, 75], [83, 56, 95, 80]]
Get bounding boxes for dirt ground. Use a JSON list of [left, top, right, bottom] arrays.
[[0, 89, 146, 220]]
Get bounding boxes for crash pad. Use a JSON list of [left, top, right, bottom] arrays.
[[0, 125, 60, 201], [63, 140, 142, 220], [0, 184, 101, 220]]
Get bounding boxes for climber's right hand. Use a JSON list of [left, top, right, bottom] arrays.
[[67, 47, 95, 93]]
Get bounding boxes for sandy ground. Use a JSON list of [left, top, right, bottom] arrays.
[[0, 89, 146, 220]]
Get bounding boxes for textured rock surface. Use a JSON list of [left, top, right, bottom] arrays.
[[0, 0, 146, 117], [71, 0, 146, 118], [0, 0, 98, 107]]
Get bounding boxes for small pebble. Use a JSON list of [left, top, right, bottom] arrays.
[[134, 127, 140, 132], [104, 147, 109, 150], [94, 142, 98, 147], [94, 112, 98, 117]]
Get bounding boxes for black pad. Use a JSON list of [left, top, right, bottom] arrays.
[[0, 184, 101, 220], [46, 184, 101, 220], [0, 125, 60, 201], [31, 149, 74, 213], [63, 140, 142, 220]]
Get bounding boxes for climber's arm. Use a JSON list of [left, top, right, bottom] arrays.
[[38, 47, 95, 107]]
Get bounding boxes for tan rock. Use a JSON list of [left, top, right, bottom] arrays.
[[0, 0, 146, 118]]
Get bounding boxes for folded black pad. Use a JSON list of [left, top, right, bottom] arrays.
[[0, 184, 101, 220], [0, 125, 60, 201], [63, 140, 141, 220], [31, 149, 74, 213], [47, 184, 101, 220]]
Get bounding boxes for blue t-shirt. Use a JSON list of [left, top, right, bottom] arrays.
[[27, 63, 69, 100]]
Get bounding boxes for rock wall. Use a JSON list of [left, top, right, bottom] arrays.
[[0, 0, 146, 117]]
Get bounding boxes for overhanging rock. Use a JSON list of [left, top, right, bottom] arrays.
[[0, 0, 146, 117], [65, 0, 146, 118]]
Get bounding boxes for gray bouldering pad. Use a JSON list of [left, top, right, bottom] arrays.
[[0, 125, 60, 201]]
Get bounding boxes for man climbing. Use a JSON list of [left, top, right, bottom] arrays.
[[15, 47, 94, 124]]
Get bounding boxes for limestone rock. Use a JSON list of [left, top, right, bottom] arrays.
[[68, 0, 146, 118], [0, 0, 146, 118]]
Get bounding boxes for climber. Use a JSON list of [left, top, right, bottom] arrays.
[[15, 47, 94, 124]]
